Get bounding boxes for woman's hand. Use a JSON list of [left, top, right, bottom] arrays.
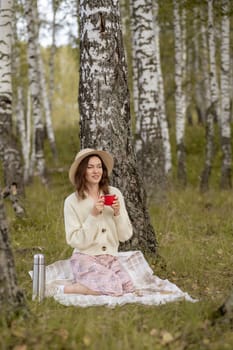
[[112, 196, 120, 216], [91, 197, 104, 216]]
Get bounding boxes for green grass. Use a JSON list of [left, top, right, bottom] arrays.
[[1, 123, 233, 350]]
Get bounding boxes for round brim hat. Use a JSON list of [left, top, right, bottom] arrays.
[[69, 148, 114, 185]]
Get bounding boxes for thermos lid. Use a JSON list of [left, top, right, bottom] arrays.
[[33, 254, 45, 264]]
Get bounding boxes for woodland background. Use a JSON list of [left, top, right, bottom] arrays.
[[0, 0, 233, 349]]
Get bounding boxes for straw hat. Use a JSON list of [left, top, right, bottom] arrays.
[[69, 148, 114, 185]]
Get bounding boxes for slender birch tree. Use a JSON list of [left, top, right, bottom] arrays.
[[200, 0, 219, 191], [49, 0, 59, 109], [220, 0, 231, 189], [34, 5, 58, 161], [231, 55, 233, 124], [0, 0, 24, 214], [173, 0, 187, 186], [12, 3, 32, 184], [153, 0, 172, 175], [193, 7, 204, 124], [200, 6, 211, 122], [207, 0, 220, 123], [15, 87, 31, 183], [78, 0, 157, 254], [130, 0, 166, 195], [0, 0, 26, 317], [25, 0, 47, 185], [38, 46, 58, 161]]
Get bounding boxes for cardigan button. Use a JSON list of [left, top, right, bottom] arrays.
[[102, 228, 106, 233], [102, 246, 107, 251]]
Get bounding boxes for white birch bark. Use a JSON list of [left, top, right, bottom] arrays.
[[27, 89, 34, 179], [186, 45, 193, 125], [15, 87, 31, 183], [208, 0, 220, 122], [231, 56, 233, 123], [79, 0, 157, 254], [0, 0, 24, 201], [129, 0, 139, 135], [220, 0, 231, 188], [38, 53, 58, 161], [193, 7, 204, 124], [181, 6, 187, 116], [130, 0, 166, 195], [49, 0, 58, 107], [0, 0, 25, 315], [12, 4, 32, 184], [27, 4, 57, 161], [25, 0, 47, 185], [200, 0, 219, 191], [11, 0, 18, 124], [200, 7, 211, 117], [173, 0, 186, 185], [0, 0, 12, 158], [153, 0, 172, 174]]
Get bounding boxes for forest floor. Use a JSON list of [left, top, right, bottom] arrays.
[[1, 127, 233, 350]]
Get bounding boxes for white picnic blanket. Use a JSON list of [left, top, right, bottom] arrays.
[[30, 250, 196, 307]]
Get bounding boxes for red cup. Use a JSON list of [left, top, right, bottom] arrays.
[[103, 194, 115, 206]]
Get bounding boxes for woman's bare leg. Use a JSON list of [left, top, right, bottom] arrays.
[[64, 282, 101, 295]]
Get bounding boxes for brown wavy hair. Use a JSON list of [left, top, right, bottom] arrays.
[[74, 155, 110, 199]]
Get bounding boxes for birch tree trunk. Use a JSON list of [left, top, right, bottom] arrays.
[[38, 51, 58, 161], [34, 5, 58, 161], [193, 7, 204, 124], [49, 0, 58, 110], [15, 87, 30, 183], [173, 0, 187, 186], [153, 0, 172, 175], [0, 0, 26, 316], [231, 56, 233, 123], [207, 0, 220, 122], [25, 0, 47, 185], [0, 0, 25, 203], [0, 187, 26, 316], [129, 1, 139, 127], [198, 7, 212, 190], [130, 0, 166, 196], [220, 0, 231, 189], [200, 0, 219, 191], [79, 0, 157, 255], [200, 7, 211, 122]]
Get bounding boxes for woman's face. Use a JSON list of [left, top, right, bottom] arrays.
[[85, 156, 103, 186]]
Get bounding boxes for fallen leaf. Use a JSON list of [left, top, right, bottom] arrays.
[[83, 335, 91, 346], [203, 338, 210, 345], [160, 330, 174, 345], [150, 328, 159, 336]]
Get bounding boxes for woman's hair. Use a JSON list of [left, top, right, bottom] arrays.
[[74, 155, 110, 199]]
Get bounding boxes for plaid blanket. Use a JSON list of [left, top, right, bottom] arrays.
[[30, 250, 196, 307]]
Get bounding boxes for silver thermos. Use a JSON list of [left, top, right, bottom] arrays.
[[32, 254, 46, 302]]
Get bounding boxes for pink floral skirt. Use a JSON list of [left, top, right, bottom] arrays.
[[70, 253, 135, 296]]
